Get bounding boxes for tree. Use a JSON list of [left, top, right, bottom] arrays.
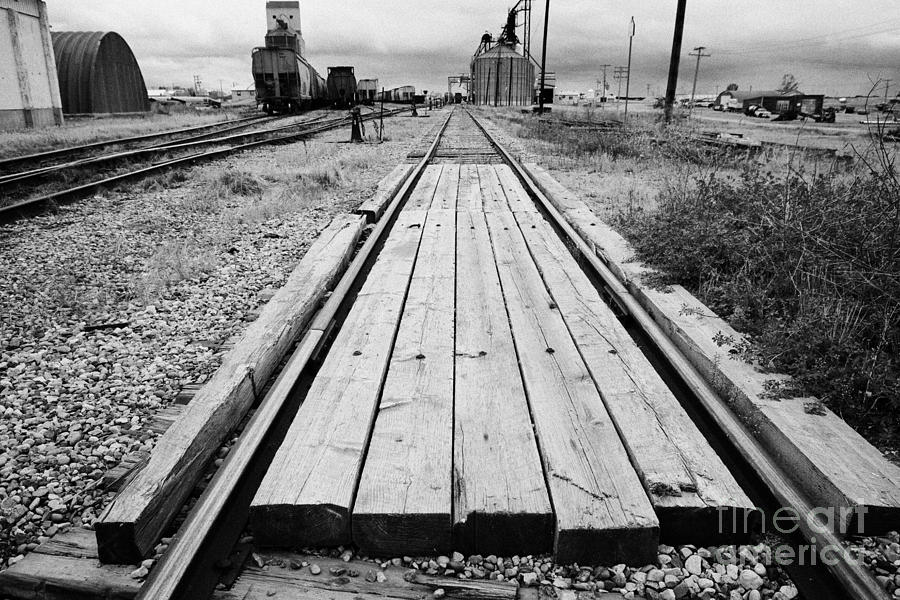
[[777, 74, 800, 94], [726, 83, 739, 91]]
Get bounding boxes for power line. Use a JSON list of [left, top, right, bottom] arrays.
[[716, 21, 900, 55]]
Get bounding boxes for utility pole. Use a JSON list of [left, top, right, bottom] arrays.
[[885, 79, 893, 103], [688, 46, 710, 116], [624, 17, 635, 124], [614, 66, 628, 111], [538, 0, 550, 113], [597, 64, 611, 105], [664, 0, 687, 123], [646, 83, 651, 99]]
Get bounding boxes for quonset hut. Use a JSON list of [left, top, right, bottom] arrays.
[[52, 31, 149, 115], [0, 0, 63, 130]]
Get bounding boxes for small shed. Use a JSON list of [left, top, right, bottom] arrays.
[[52, 31, 149, 115]]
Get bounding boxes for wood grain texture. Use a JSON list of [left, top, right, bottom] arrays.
[[432, 164, 460, 210], [476, 165, 508, 213], [249, 209, 428, 548], [356, 163, 416, 222], [352, 207, 457, 556], [457, 165, 482, 212], [406, 165, 443, 210], [0, 552, 139, 600], [485, 209, 658, 565], [95, 214, 366, 563], [512, 210, 756, 542], [494, 164, 537, 213], [452, 209, 553, 556], [523, 159, 900, 535]]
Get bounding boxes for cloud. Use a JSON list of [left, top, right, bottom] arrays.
[[46, 0, 900, 97]]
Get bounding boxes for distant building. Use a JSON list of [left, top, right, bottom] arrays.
[[0, 0, 64, 130], [715, 89, 824, 115], [232, 88, 256, 100]]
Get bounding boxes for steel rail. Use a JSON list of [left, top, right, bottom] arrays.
[[0, 113, 333, 188], [0, 107, 412, 224], [467, 109, 889, 600], [136, 109, 452, 600], [0, 114, 269, 173]]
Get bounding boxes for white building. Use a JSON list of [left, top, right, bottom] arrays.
[[0, 0, 63, 130], [232, 88, 256, 100]]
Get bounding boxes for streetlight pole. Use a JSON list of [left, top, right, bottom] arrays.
[[538, 0, 550, 113], [624, 17, 635, 124], [664, 0, 687, 123]]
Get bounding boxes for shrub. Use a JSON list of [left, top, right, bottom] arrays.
[[616, 150, 900, 445]]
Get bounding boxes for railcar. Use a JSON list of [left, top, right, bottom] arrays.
[[327, 66, 357, 108]]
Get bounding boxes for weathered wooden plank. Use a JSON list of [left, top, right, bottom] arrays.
[[352, 208, 457, 556], [432, 164, 460, 210], [512, 210, 756, 541], [211, 552, 536, 600], [484, 210, 658, 565], [476, 165, 508, 213], [452, 209, 553, 556], [405, 165, 443, 210], [249, 209, 428, 548], [457, 165, 482, 212], [521, 161, 900, 534], [95, 214, 367, 564], [356, 163, 416, 223], [494, 164, 537, 213], [0, 552, 139, 600]]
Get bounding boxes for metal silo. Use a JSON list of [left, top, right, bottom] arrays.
[[470, 40, 534, 106]]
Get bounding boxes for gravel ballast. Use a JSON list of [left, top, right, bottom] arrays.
[[0, 111, 435, 568]]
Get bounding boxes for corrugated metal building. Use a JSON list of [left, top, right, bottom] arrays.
[[471, 44, 534, 106], [0, 0, 63, 130], [52, 31, 150, 115]]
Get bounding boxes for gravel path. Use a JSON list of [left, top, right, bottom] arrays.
[[0, 111, 434, 568]]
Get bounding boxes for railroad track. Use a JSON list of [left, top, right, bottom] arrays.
[[1, 106, 892, 600], [0, 107, 412, 224], [0, 113, 270, 175]]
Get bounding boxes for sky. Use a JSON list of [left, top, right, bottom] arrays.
[[47, 1, 900, 99]]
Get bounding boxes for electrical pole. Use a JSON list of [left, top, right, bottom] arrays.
[[614, 66, 628, 112], [538, 0, 550, 113], [664, 0, 687, 123], [624, 17, 635, 124], [597, 64, 611, 105], [646, 83, 651, 99], [885, 79, 893, 103], [688, 46, 710, 117]]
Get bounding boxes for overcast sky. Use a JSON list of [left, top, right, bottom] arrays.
[[48, 1, 900, 98]]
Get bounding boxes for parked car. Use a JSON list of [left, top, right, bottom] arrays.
[[754, 107, 772, 118]]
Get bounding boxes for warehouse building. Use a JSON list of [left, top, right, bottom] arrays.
[[52, 31, 150, 115], [715, 89, 824, 116], [0, 0, 63, 130]]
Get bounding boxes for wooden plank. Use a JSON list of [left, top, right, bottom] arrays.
[[211, 552, 536, 600], [95, 214, 367, 564], [0, 552, 139, 600], [352, 208, 457, 556], [249, 208, 429, 548], [484, 210, 658, 565], [405, 165, 442, 210], [494, 165, 537, 213], [431, 164, 460, 210], [512, 210, 756, 542], [452, 209, 553, 556], [521, 161, 900, 534], [457, 165, 482, 212], [475, 165, 508, 213], [356, 163, 416, 223]]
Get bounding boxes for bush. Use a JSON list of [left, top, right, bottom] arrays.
[[616, 151, 900, 445]]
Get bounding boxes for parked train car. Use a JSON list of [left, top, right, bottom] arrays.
[[357, 78, 378, 105], [251, 3, 326, 113], [375, 86, 416, 104], [327, 66, 357, 108]]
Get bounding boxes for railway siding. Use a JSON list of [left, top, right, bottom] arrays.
[[523, 161, 900, 535]]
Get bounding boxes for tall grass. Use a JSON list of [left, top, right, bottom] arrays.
[[615, 140, 900, 445]]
